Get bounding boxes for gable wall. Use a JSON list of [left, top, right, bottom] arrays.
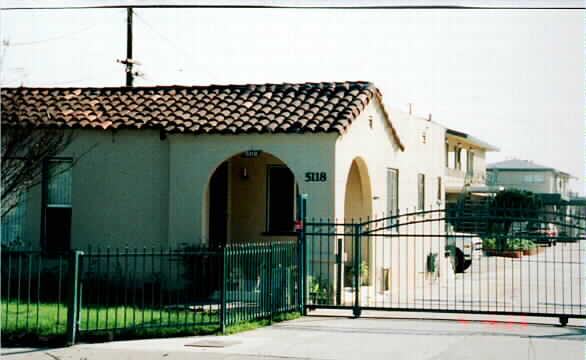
[[335, 103, 446, 220]]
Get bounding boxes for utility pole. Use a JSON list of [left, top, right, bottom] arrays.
[[126, 7, 133, 87], [117, 7, 141, 86]]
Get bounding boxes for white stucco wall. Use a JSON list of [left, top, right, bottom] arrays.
[[21, 129, 339, 250], [333, 104, 451, 299], [168, 132, 337, 248], [334, 104, 447, 219], [24, 129, 170, 250]]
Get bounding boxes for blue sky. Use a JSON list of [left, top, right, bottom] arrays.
[[1, 4, 584, 194]]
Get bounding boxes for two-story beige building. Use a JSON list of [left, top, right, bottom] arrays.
[[444, 128, 500, 205], [486, 159, 573, 202]]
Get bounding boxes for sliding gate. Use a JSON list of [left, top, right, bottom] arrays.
[[303, 207, 586, 324]]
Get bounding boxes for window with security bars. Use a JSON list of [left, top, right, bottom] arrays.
[[43, 159, 72, 251], [387, 168, 399, 214], [418, 173, 425, 211], [1, 192, 27, 248]]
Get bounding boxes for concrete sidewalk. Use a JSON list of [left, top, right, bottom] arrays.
[[3, 314, 585, 360]]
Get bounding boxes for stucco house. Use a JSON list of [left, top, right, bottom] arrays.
[[1, 81, 445, 250], [2, 81, 463, 295]]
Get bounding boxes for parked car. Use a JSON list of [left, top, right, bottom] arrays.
[[515, 222, 558, 246], [445, 231, 483, 273]]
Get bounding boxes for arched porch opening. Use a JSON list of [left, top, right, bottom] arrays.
[[343, 157, 374, 284], [204, 151, 299, 249]]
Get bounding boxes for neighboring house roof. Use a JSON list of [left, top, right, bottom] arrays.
[[487, 159, 570, 176], [1, 81, 404, 150], [446, 128, 499, 151]]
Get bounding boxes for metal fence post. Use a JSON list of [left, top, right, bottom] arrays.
[[66, 250, 83, 346], [269, 242, 274, 325], [297, 194, 308, 316], [336, 237, 343, 305], [353, 223, 362, 318], [220, 247, 227, 334]]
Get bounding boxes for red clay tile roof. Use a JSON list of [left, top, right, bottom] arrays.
[[1, 81, 404, 149]]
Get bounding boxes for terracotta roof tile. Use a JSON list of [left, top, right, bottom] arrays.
[[1, 82, 404, 149]]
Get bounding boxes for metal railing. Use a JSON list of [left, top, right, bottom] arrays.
[[1, 251, 71, 339], [1, 241, 300, 344], [304, 206, 586, 325]]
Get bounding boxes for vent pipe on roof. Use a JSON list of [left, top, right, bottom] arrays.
[[428, 113, 432, 121], [408, 103, 413, 115]]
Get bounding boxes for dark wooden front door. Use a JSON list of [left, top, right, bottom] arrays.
[[209, 162, 228, 249]]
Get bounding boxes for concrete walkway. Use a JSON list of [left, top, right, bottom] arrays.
[[3, 313, 585, 360]]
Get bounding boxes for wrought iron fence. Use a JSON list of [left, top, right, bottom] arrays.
[[1, 251, 71, 338], [79, 247, 222, 334], [224, 242, 299, 326], [1, 241, 300, 344]]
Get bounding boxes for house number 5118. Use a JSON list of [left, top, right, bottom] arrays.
[[305, 172, 327, 182]]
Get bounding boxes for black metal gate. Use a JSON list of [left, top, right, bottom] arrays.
[[302, 206, 585, 324]]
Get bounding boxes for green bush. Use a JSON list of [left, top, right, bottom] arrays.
[[482, 238, 498, 250], [308, 276, 331, 304], [483, 237, 536, 251], [506, 238, 524, 250]]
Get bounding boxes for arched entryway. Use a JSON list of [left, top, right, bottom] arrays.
[[205, 151, 299, 249], [343, 157, 374, 285]]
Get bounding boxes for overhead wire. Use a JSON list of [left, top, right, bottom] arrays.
[[6, 23, 101, 46], [132, 10, 195, 66], [132, 10, 206, 83]]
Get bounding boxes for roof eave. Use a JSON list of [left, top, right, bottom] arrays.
[[372, 90, 405, 152]]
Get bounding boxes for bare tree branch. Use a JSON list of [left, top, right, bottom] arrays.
[[1, 92, 74, 218]]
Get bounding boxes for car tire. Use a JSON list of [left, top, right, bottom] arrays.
[[452, 249, 466, 273], [462, 259, 472, 272]]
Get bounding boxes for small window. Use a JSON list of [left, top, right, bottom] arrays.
[[455, 148, 462, 170], [437, 176, 442, 201], [267, 166, 295, 233], [43, 159, 72, 251], [1, 192, 27, 248], [386, 168, 399, 216], [418, 173, 425, 211]]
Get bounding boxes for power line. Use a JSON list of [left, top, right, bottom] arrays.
[[132, 10, 195, 66], [6, 23, 101, 46], [2, 4, 584, 10]]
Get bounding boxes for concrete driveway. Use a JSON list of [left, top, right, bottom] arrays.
[[2, 314, 584, 360]]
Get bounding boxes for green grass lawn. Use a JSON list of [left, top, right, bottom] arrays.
[[2, 302, 68, 336], [1, 301, 300, 346]]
